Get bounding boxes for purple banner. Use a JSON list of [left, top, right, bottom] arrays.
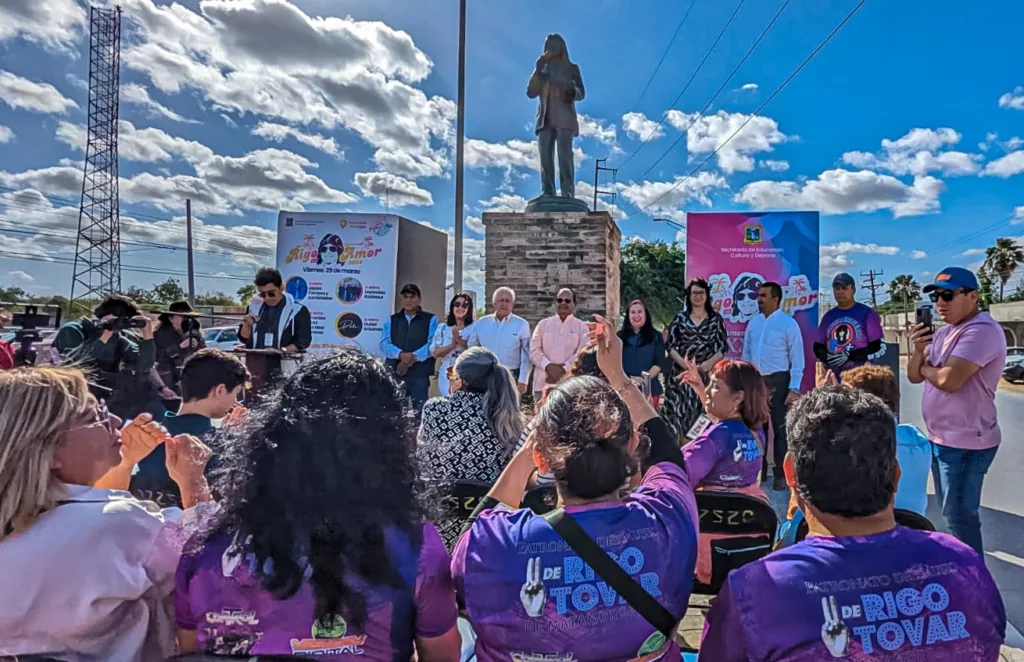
[[686, 211, 820, 392]]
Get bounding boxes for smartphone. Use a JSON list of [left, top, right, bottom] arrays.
[[916, 306, 933, 333]]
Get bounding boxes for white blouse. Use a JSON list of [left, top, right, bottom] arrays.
[[430, 322, 473, 395]]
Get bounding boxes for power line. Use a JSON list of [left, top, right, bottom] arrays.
[[626, 0, 868, 220], [624, 0, 699, 115], [616, 0, 747, 169], [0, 248, 251, 282], [860, 269, 884, 308], [630, 0, 792, 183]]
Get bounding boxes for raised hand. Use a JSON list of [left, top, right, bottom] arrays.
[[120, 414, 168, 466], [165, 434, 212, 489], [519, 556, 546, 617], [585, 314, 625, 380], [826, 351, 848, 368], [676, 356, 703, 389], [909, 323, 934, 355], [223, 405, 247, 428], [820, 595, 849, 658]]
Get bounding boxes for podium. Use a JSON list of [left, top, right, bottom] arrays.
[[234, 348, 303, 403]]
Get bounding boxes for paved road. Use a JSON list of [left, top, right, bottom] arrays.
[[899, 373, 1024, 645]]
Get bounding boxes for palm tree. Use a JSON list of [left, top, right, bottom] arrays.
[[983, 237, 1024, 301], [887, 274, 922, 329]]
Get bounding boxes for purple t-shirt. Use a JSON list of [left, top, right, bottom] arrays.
[[683, 419, 762, 489], [817, 303, 884, 375], [452, 462, 699, 662], [175, 523, 457, 659], [699, 527, 1006, 661], [922, 311, 1006, 450]]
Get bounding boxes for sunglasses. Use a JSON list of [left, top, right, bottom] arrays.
[[556, 298, 573, 304], [929, 288, 971, 303], [70, 401, 112, 432], [453, 301, 470, 309], [257, 289, 280, 298], [735, 292, 754, 301]]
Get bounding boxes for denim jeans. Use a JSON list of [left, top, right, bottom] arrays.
[[930, 443, 998, 557], [402, 376, 430, 413]]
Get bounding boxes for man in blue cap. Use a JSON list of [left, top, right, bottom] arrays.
[[814, 272, 885, 378], [908, 266, 1006, 557]]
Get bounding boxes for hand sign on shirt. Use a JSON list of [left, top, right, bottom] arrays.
[[820, 595, 849, 658], [520, 557, 546, 617]]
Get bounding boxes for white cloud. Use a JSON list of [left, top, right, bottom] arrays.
[[736, 169, 946, 218], [617, 172, 729, 222], [961, 248, 985, 257], [822, 242, 900, 257], [56, 120, 216, 164], [465, 216, 484, 234], [759, 159, 789, 172], [118, 0, 454, 180], [578, 115, 617, 146], [740, 83, 758, 92], [353, 172, 432, 207], [8, 270, 34, 282], [421, 221, 485, 292], [621, 112, 663, 141], [665, 109, 789, 174], [465, 137, 585, 172], [0, 71, 78, 114], [575, 180, 626, 220], [841, 128, 981, 177], [121, 83, 199, 124], [820, 254, 854, 270], [910, 250, 927, 259], [999, 86, 1024, 111], [0, 0, 87, 53], [982, 151, 1024, 178], [1013, 206, 1024, 224], [479, 194, 528, 213], [252, 121, 342, 158], [0, 125, 13, 143]]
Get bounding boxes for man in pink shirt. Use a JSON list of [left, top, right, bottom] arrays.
[[529, 287, 589, 397], [908, 266, 1007, 557]]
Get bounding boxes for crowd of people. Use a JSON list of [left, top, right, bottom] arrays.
[[0, 264, 1012, 661]]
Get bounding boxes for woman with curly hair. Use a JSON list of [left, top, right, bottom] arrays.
[[175, 351, 461, 660]]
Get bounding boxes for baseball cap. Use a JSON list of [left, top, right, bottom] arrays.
[[400, 283, 422, 297], [832, 273, 856, 289], [922, 266, 979, 293]]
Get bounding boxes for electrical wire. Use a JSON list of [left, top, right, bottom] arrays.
[[0, 248, 252, 282], [626, 0, 868, 220], [625, 0, 699, 115]]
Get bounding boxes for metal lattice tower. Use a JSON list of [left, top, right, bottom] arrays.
[[71, 6, 122, 306]]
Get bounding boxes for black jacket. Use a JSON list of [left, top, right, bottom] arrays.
[[154, 324, 206, 393]]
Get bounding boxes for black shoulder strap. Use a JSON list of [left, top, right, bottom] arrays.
[[542, 508, 677, 638]]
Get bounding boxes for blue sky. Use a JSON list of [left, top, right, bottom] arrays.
[[0, 0, 1022, 303]]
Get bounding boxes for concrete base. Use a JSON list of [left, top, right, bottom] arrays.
[[482, 210, 621, 329]]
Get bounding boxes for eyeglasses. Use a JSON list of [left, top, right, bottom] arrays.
[[929, 288, 971, 303], [70, 401, 112, 432], [453, 301, 470, 309], [556, 298, 573, 304], [257, 289, 280, 298]]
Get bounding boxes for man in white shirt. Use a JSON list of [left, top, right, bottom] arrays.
[[465, 286, 531, 394], [529, 287, 590, 398], [742, 280, 805, 491]]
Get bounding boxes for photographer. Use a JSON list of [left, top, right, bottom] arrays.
[[154, 300, 206, 396], [54, 294, 157, 419]]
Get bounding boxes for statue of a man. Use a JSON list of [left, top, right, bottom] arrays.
[[527, 34, 585, 200]]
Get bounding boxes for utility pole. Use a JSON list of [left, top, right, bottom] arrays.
[[452, 0, 467, 293], [185, 198, 195, 305], [860, 269, 884, 309], [592, 158, 617, 212]]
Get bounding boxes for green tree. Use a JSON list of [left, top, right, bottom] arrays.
[[983, 237, 1024, 301], [151, 278, 187, 304], [976, 265, 996, 310], [886, 274, 921, 328], [196, 291, 237, 306], [122, 285, 155, 305], [619, 239, 687, 330], [236, 284, 257, 305], [0, 286, 28, 303]]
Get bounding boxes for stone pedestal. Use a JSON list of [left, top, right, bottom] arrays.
[[482, 210, 621, 329]]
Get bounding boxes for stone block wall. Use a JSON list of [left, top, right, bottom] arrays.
[[482, 210, 621, 329]]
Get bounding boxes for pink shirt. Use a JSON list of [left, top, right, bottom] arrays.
[[529, 314, 589, 393], [923, 311, 1006, 450]]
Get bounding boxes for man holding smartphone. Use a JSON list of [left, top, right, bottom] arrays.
[[908, 266, 1006, 558]]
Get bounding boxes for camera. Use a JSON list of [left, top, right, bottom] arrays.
[[181, 316, 201, 334], [98, 316, 147, 332]]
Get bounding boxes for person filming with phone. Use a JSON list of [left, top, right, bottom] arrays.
[[154, 300, 207, 397], [55, 294, 158, 419], [908, 266, 1006, 557]]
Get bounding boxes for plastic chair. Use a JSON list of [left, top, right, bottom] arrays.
[[448, 479, 492, 522], [794, 508, 936, 541], [691, 490, 779, 596]]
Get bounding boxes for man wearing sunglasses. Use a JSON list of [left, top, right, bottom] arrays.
[[908, 266, 1006, 558], [529, 287, 589, 398], [239, 267, 312, 353]]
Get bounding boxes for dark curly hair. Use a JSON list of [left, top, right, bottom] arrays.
[[786, 386, 896, 518], [204, 350, 425, 627], [534, 376, 638, 499]]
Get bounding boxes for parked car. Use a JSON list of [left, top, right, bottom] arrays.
[[1007, 346, 1024, 358], [203, 326, 240, 350], [1003, 355, 1024, 383]]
